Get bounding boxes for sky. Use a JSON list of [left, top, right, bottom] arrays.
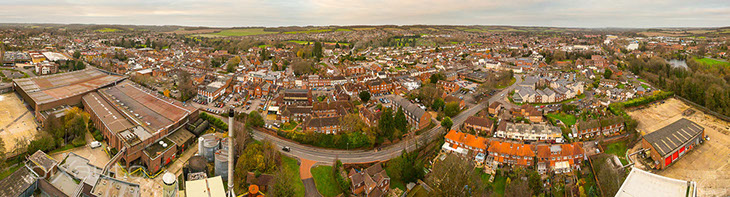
[[1, 0, 729, 28]]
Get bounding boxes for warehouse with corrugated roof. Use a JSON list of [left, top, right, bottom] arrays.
[[641, 118, 705, 169]]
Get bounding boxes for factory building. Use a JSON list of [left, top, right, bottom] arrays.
[[13, 68, 125, 122], [641, 118, 705, 169], [82, 80, 198, 173]]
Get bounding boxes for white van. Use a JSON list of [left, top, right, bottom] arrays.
[[90, 141, 102, 149]]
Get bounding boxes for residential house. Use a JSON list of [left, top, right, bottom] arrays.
[[488, 141, 535, 167], [495, 122, 563, 142], [349, 163, 390, 197], [489, 102, 503, 116], [302, 116, 341, 134], [392, 96, 432, 131], [511, 104, 544, 123], [442, 130, 489, 156], [572, 116, 625, 139], [463, 116, 494, 135], [535, 142, 585, 174]]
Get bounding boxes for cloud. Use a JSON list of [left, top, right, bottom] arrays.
[[0, 0, 728, 27]]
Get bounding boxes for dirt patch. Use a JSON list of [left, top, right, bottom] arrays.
[[627, 98, 730, 196], [0, 93, 39, 156]]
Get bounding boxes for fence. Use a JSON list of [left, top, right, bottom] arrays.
[[673, 95, 730, 122]]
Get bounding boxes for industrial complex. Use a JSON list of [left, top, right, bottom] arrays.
[[83, 80, 198, 172], [13, 68, 126, 121]]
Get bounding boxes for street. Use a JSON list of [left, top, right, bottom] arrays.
[[250, 75, 522, 164]]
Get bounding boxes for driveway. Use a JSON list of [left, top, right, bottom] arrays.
[[302, 178, 322, 197]]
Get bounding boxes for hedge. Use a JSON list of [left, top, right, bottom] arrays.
[[609, 91, 674, 115], [200, 112, 228, 130], [276, 130, 373, 149]]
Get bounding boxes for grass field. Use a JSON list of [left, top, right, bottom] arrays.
[[287, 40, 350, 46], [604, 141, 628, 165], [694, 57, 730, 68], [211, 28, 278, 36], [353, 27, 376, 31], [284, 29, 333, 34], [637, 78, 647, 83], [282, 156, 306, 197], [546, 112, 577, 127], [311, 166, 342, 197], [94, 28, 123, 33]]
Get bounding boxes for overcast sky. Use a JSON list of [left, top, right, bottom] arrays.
[[1, 0, 729, 28]]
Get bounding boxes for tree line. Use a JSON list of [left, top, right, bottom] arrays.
[[627, 56, 730, 116]]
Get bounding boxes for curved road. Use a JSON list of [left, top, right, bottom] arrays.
[[251, 75, 523, 164]]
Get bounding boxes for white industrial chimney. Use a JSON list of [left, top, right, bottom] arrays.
[[227, 106, 235, 197]]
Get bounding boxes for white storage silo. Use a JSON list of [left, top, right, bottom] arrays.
[[214, 149, 229, 180]]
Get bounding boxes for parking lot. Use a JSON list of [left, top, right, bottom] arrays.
[[627, 98, 730, 196]]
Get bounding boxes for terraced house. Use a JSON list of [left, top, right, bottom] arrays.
[[536, 142, 585, 174], [495, 122, 563, 142], [463, 116, 494, 135], [572, 116, 625, 139], [392, 96, 432, 131], [487, 141, 535, 167], [443, 130, 489, 155]]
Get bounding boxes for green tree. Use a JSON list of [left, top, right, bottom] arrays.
[[269, 165, 296, 197], [441, 117, 453, 130], [358, 91, 371, 103], [394, 108, 408, 133], [430, 73, 440, 84], [604, 69, 613, 79], [313, 42, 323, 61], [444, 102, 460, 117], [247, 111, 265, 128], [387, 150, 425, 185], [431, 98, 445, 111], [227, 56, 241, 73], [378, 108, 394, 139], [73, 51, 81, 59]]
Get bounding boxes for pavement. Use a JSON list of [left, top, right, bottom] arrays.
[[299, 158, 322, 197], [250, 75, 523, 164], [302, 178, 322, 197]]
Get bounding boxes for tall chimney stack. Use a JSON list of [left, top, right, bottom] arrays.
[[227, 107, 235, 197]]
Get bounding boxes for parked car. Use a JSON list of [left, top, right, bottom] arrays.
[[282, 146, 291, 152], [90, 141, 102, 149]]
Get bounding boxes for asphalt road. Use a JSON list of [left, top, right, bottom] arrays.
[[251, 75, 523, 164]]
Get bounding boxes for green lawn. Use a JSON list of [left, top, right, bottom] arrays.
[[695, 57, 730, 67], [617, 84, 625, 89], [546, 113, 577, 127], [212, 28, 278, 36], [311, 166, 342, 197], [495, 77, 517, 89], [492, 174, 507, 196], [605, 141, 629, 165], [282, 156, 306, 197], [637, 78, 647, 83], [335, 28, 352, 32], [641, 84, 649, 89]]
